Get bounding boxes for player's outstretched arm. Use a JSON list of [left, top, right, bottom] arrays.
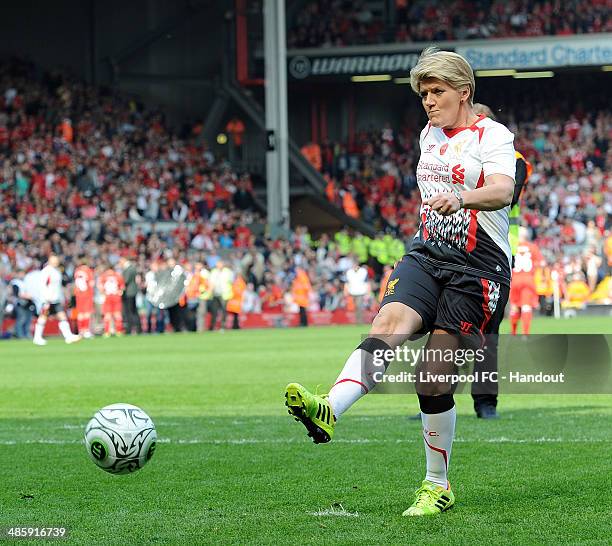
[[460, 174, 514, 211], [424, 174, 513, 216]]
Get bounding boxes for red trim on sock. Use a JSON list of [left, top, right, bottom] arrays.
[[332, 378, 369, 394], [423, 433, 448, 470]]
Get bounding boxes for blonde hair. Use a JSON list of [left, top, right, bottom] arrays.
[[473, 103, 496, 120], [410, 47, 476, 105]]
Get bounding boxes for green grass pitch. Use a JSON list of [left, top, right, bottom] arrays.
[[1, 317, 610, 544]]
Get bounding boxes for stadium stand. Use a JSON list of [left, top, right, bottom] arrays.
[[0, 56, 610, 337], [0, 59, 406, 335], [288, 0, 612, 48]]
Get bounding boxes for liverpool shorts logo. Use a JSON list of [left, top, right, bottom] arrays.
[[385, 278, 399, 297]]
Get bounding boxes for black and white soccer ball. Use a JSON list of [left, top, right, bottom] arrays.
[[84, 403, 157, 474]]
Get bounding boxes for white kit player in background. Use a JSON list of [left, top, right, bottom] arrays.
[[345, 262, 370, 323], [33, 255, 80, 345]]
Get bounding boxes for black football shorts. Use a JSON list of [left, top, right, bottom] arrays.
[[41, 302, 65, 316], [380, 253, 509, 347]]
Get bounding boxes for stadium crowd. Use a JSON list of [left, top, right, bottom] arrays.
[[288, 0, 611, 48], [0, 59, 402, 337], [0, 57, 610, 339], [0, 226, 400, 338]]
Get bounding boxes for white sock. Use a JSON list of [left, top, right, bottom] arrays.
[[421, 406, 456, 489], [58, 320, 73, 339], [328, 349, 385, 419], [34, 321, 45, 340]]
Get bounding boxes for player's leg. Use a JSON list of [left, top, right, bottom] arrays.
[[77, 312, 85, 336], [285, 255, 438, 443], [76, 297, 85, 335], [471, 325, 499, 418], [326, 302, 422, 418], [113, 312, 124, 335], [113, 299, 124, 335], [417, 330, 457, 489], [83, 311, 93, 338], [403, 327, 458, 516], [209, 297, 219, 331], [219, 299, 228, 330], [103, 309, 112, 337], [131, 297, 143, 334], [473, 294, 508, 418], [33, 305, 49, 345], [520, 286, 536, 335], [121, 298, 130, 334], [509, 306, 520, 335], [285, 302, 422, 443], [196, 299, 207, 332], [326, 256, 438, 419], [509, 283, 521, 335], [76, 298, 93, 337], [15, 304, 26, 338], [146, 300, 154, 333], [56, 309, 80, 343], [404, 273, 509, 516], [520, 304, 532, 335], [157, 308, 167, 333]]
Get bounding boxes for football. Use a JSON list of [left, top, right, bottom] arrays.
[[84, 403, 157, 474]]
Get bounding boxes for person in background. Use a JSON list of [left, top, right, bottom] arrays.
[[345, 261, 370, 324], [166, 258, 187, 332], [145, 260, 166, 334], [208, 260, 234, 331], [196, 263, 211, 332], [260, 275, 284, 313], [291, 266, 312, 327], [10, 270, 34, 339], [563, 273, 591, 310], [241, 282, 261, 314], [227, 273, 246, 329], [470, 103, 534, 419], [535, 263, 555, 316], [184, 262, 202, 332], [74, 256, 95, 338], [98, 263, 125, 337], [33, 255, 81, 345], [120, 257, 142, 335], [509, 227, 544, 336]]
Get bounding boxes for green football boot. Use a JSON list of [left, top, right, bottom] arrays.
[[284, 383, 335, 444], [402, 480, 455, 516]]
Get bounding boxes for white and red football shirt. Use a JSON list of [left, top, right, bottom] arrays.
[[513, 242, 543, 283], [74, 265, 94, 299], [98, 270, 125, 299], [410, 114, 516, 284], [41, 265, 63, 304]]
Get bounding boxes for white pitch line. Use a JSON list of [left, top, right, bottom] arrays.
[[310, 504, 359, 518], [0, 437, 608, 446]]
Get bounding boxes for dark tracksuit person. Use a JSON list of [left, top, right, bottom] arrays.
[[120, 258, 142, 335], [471, 150, 531, 418]]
